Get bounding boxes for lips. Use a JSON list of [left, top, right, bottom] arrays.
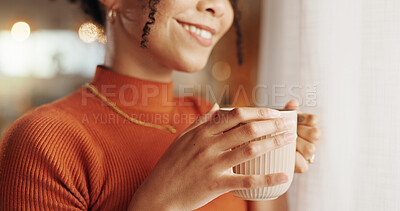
[[176, 20, 216, 47]]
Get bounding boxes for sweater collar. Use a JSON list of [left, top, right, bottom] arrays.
[[89, 65, 175, 113]]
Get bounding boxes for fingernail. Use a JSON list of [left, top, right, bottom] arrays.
[[278, 175, 289, 183], [284, 132, 297, 142], [210, 103, 219, 111]]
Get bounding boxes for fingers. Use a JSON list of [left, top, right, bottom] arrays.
[[284, 99, 299, 111], [294, 151, 309, 173], [296, 117, 320, 174], [297, 125, 321, 143], [297, 113, 319, 126], [296, 136, 316, 161], [204, 107, 282, 135], [218, 131, 297, 168], [224, 173, 289, 190], [215, 118, 296, 151]]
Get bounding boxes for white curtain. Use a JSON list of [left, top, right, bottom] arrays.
[[257, 0, 400, 210]]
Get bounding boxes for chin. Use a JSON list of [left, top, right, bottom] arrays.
[[172, 56, 209, 73], [158, 48, 211, 73]]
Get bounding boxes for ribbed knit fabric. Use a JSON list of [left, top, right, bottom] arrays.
[[0, 65, 248, 211]]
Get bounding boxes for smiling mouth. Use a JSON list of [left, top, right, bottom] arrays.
[[176, 20, 216, 47]]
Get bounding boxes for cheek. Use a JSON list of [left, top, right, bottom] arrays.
[[118, 1, 149, 42], [221, 7, 235, 37]]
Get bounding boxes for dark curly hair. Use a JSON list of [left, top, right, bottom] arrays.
[[64, 0, 243, 65]]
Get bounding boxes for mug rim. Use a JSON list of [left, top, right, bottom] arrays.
[[219, 107, 297, 113]]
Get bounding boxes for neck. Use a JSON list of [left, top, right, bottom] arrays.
[[90, 65, 175, 113], [103, 21, 174, 83]]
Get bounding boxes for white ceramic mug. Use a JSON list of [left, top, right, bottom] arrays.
[[219, 108, 297, 200]]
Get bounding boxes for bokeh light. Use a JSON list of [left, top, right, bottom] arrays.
[[11, 21, 31, 42], [78, 22, 99, 43], [78, 21, 107, 44], [211, 61, 232, 81], [96, 27, 107, 44]]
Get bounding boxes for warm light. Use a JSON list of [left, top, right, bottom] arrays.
[[11, 22, 30, 42], [212, 61, 232, 81], [78, 22, 99, 43], [96, 27, 107, 44], [0, 30, 105, 77], [78, 22, 107, 44]]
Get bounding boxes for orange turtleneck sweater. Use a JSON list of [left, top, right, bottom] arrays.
[[0, 65, 248, 210]]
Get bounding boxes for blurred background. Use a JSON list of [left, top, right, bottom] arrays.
[[1, 0, 400, 210], [0, 0, 262, 136]]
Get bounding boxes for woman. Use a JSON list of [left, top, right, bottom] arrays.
[[0, 0, 321, 210]]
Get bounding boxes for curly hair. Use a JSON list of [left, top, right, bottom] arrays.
[[64, 0, 243, 65], [66, 0, 106, 29], [140, 0, 160, 48], [230, 0, 243, 65]]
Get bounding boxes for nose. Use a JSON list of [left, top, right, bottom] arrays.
[[197, 0, 226, 18]]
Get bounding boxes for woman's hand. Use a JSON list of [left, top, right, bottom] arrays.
[[284, 100, 321, 173], [128, 104, 298, 211], [248, 100, 321, 211]]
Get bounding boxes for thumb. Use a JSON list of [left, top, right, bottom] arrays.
[[196, 102, 220, 125], [284, 99, 299, 111], [177, 103, 220, 138]]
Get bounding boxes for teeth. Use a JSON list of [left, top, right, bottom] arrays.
[[200, 30, 212, 39], [182, 23, 213, 39], [195, 28, 201, 35], [184, 24, 189, 31]]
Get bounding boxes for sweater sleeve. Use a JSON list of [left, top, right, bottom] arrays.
[[0, 108, 102, 211]]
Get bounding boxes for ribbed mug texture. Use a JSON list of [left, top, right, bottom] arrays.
[[223, 109, 297, 200]]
